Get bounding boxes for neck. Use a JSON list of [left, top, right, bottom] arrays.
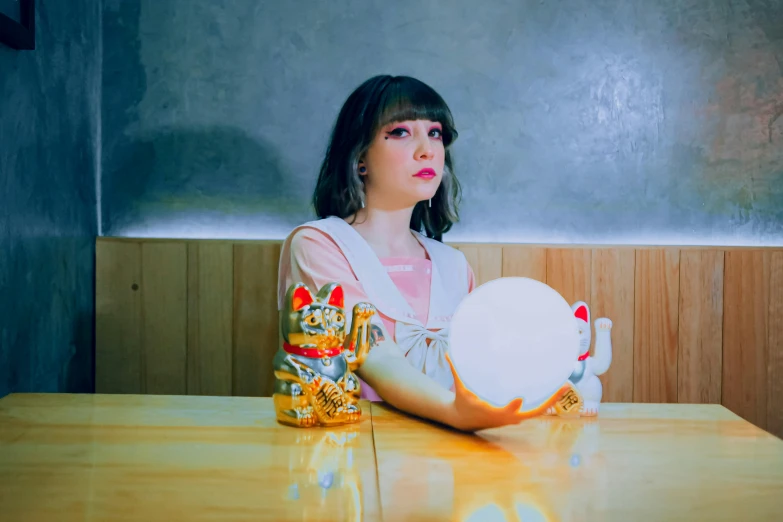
[[346, 206, 425, 258]]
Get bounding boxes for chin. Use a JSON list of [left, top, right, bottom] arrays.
[[413, 184, 440, 200], [393, 183, 440, 208], [410, 191, 437, 206]]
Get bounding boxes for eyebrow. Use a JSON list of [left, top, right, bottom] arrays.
[[386, 120, 441, 127]]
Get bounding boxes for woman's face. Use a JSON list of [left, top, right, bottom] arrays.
[[360, 119, 445, 210]]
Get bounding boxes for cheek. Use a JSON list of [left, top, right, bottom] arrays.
[[388, 146, 413, 166], [435, 146, 446, 165], [372, 147, 412, 180]]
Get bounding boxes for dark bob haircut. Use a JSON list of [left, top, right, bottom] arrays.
[[312, 75, 462, 242]]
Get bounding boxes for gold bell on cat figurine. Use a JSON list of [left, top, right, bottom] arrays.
[[273, 282, 377, 428]]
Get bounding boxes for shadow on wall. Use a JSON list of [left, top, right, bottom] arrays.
[[64, 311, 95, 393], [0, 238, 95, 397], [103, 125, 310, 237]]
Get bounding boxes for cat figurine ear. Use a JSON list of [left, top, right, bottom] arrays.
[[571, 301, 591, 359], [289, 283, 315, 311], [572, 301, 589, 325], [316, 282, 345, 309]]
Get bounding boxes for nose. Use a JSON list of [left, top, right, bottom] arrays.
[[415, 132, 434, 160]]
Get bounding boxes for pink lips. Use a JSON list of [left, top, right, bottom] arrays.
[[414, 168, 436, 179]]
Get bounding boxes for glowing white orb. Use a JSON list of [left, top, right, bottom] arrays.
[[448, 277, 580, 411]]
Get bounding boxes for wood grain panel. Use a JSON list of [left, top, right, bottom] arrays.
[[633, 249, 679, 403], [766, 252, 782, 438], [187, 243, 234, 396], [546, 249, 592, 305], [457, 245, 502, 287], [590, 249, 635, 402], [141, 243, 187, 395], [677, 250, 724, 404], [501, 246, 547, 282], [95, 241, 142, 394], [233, 243, 281, 397], [722, 251, 769, 429]]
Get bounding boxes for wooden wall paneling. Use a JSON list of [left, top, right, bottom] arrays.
[[677, 250, 724, 404], [233, 243, 282, 397], [633, 249, 680, 403], [546, 248, 592, 305], [140, 243, 188, 395], [95, 241, 142, 394], [456, 245, 503, 287], [590, 248, 635, 403], [501, 246, 547, 282], [93, 238, 783, 438], [187, 243, 234, 396], [722, 251, 770, 429], [766, 252, 782, 438]]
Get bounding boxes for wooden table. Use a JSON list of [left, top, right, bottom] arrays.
[[1, 394, 781, 521]]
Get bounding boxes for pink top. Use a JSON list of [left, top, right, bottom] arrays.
[[279, 226, 476, 401]]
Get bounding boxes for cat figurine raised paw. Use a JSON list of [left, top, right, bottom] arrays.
[[273, 282, 377, 428], [547, 301, 613, 417]]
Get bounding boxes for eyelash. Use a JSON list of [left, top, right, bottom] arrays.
[[387, 127, 443, 140]]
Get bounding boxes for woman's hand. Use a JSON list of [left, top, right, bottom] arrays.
[[444, 353, 570, 432]]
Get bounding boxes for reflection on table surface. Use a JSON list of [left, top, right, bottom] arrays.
[[371, 402, 783, 522], [1, 394, 782, 521], [0, 393, 381, 521]]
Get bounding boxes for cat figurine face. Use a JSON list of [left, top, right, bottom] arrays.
[[273, 282, 377, 428], [281, 282, 348, 353]]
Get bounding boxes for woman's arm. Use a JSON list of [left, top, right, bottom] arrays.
[[356, 323, 567, 432], [355, 326, 458, 428]]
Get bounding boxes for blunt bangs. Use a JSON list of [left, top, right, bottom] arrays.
[[372, 78, 458, 147]]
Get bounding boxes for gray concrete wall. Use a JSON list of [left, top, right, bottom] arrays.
[[0, 1, 100, 396], [101, 0, 783, 246]]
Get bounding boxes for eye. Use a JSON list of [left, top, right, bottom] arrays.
[[387, 127, 410, 138], [333, 313, 344, 323], [305, 315, 320, 326], [429, 128, 443, 139]]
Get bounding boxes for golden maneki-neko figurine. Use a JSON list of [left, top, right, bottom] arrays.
[[273, 282, 377, 428]]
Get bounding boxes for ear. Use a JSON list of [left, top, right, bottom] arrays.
[[317, 282, 344, 309], [572, 301, 589, 323], [290, 284, 314, 311], [327, 285, 344, 308]]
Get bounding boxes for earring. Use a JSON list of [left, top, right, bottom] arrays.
[[428, 198, 431, 208], [359, 166, 366, 174]]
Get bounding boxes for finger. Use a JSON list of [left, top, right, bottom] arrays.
[[445, 353, 461, 384], [514, 384, 571, 420], [447, 353, 519, 415], [446, 353, 474, 398], [503, 397, 523, 413]]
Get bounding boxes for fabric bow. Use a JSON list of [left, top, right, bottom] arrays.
[[394, 322, 454, 391]]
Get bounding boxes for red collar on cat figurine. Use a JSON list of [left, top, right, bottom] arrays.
[[283, 341, 343, 358]]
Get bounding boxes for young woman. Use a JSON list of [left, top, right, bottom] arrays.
[[277, 75, 555, 432]]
